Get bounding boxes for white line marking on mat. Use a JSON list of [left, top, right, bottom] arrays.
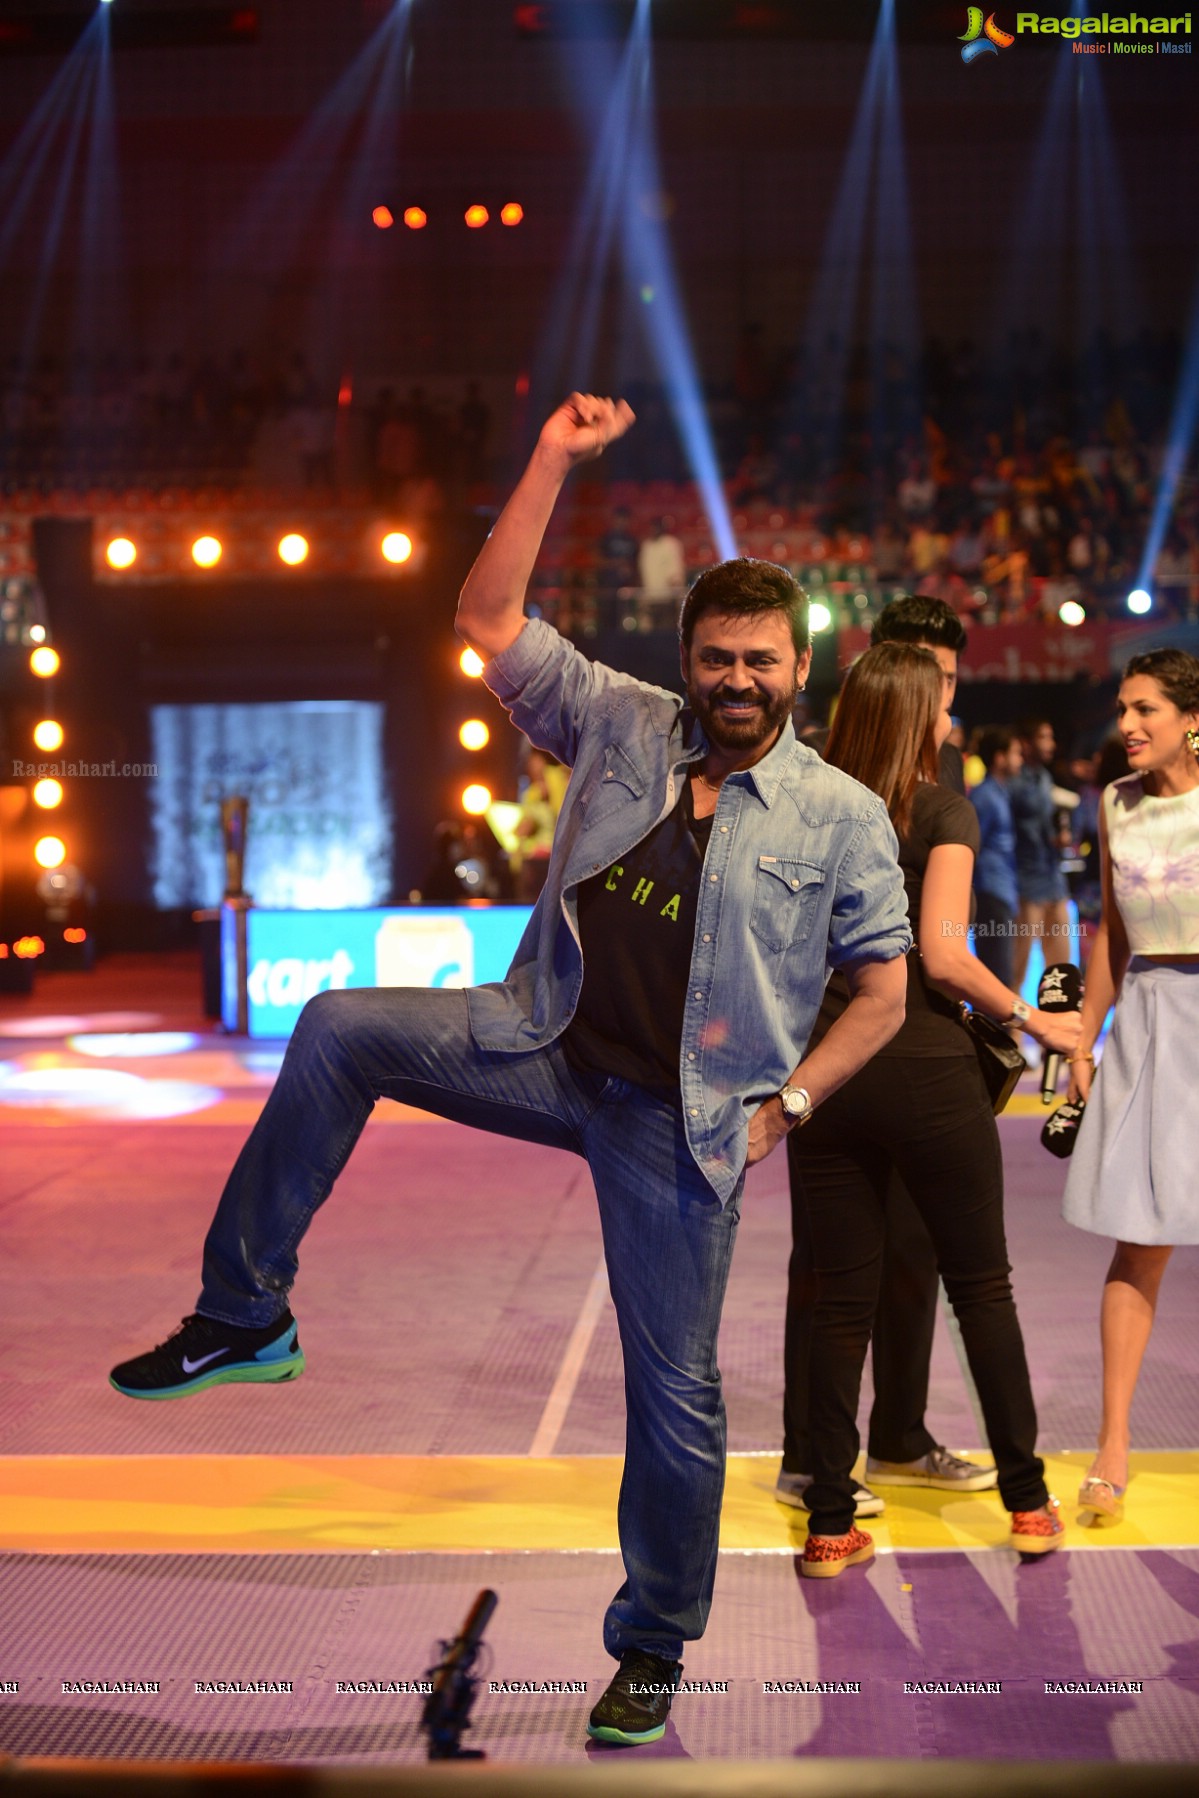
[[528, 1255, 610, 1458]]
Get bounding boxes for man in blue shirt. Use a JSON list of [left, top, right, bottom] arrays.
[[970, 726, 1024, 989], [1009, 717, 1070, 996], [110, 394, 910, 1746]]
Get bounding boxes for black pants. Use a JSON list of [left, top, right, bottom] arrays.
[[783, 1167, 939, 1471], [786, 1051, 1047, 1537]]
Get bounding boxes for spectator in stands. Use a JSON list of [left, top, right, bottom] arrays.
[[969, 727, 1024, 991], [637, 517, 687, 627], [599, 506, 639, 590]]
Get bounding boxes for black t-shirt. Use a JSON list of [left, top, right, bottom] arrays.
[[563, 782, 712, 1096], [816, 781, 980, 1059]]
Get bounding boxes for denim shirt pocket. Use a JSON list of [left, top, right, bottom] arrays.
[[577, 742, 647, 830], [749, 855, 826, 953]]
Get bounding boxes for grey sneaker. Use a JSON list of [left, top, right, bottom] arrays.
[[774, 1469, 885, 1518], [865, 1445, 998, 1491]]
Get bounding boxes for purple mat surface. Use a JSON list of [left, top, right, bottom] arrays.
[[1, 1548, 1196, 1763], [3, 1114, 1197, 1458]]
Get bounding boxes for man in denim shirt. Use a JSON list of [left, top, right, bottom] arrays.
[[111, 394, 910, 1746]]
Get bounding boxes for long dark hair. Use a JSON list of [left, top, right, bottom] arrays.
[[825, 643, 943, 836]]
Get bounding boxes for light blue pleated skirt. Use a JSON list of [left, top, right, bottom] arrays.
[[1062, 958, 1199, 1245]]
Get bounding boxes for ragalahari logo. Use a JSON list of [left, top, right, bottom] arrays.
[[960, 8, 1016, 60]]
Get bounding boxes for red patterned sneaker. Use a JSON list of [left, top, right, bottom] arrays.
[[800, 1525, 875, 1580], [1010, 1496, 1065, 1556]]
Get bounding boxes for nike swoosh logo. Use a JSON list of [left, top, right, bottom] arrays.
[[181, 1349, 231, 1373]]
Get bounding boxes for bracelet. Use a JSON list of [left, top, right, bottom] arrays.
[[1067, 1052, 1095, 1065]]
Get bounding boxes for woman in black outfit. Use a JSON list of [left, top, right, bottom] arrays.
[[788, 643, 1081, 1578]]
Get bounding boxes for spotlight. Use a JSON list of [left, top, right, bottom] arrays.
[[462, 783, 492, 816], [500, 202, 524, 227], [808, 600, 834, 633], [29, 624, 46, 643], [30, 646, 61, 677], [404, 206, 428, 230], [64, 927, 87, 944], [278, 533, 309, 566], [35, 836, 66, 869], [372, 205, 394, 229], [458, 719, 489, 751], [1059, 600, 1087, 628], [106, 536, 137, 570], [33, 779, 64, 809], [1127, 588, 1153, 615], [464, 204, 489, 229], [381, 531, 413, 564], [34, 720, 64, 752], [191, 535, 222, 569], [459, 647, 485, 678]]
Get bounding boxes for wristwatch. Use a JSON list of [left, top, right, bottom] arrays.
[[1005, 997, 1031, 1026], [779, 1083, 814, 1127]]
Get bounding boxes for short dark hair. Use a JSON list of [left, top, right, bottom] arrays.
[[1123, 647, 1199, 714], [871, 593, 967, 656], [976, 725, 1017, 769], [679, 557, 809, 657]]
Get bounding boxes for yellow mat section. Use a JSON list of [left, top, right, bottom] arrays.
[[0, 1451, 1194, 1556]]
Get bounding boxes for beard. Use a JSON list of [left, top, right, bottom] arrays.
[[687, 678, 798, 753]]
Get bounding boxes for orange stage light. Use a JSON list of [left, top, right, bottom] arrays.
[[13, 935, 45, 959], [34, 720, 64, 752], [34, 837, 66, 869], [464, 204, 489, 229], [191, 535, 222, 569], [458, 719, 490, 751], [33, 779, 64, 809], [278, 533, 309, 566], [381, 531, 413, 565], [372, 205, 394, 229], [64, 927, 88, 944], [30, 647, 61, 677], [106, 536, 137, 570], [403, 206, 428, 230], [500, 202, 524, 227], [462, 783, 492, 816], [459, 647, 485, 679]]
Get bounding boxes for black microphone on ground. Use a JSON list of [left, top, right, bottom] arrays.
[[422, 1587, 498, 1760], [1037, 962, 1082, 1105]]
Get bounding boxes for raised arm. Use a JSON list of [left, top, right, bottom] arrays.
[[456, 392, 634, 660]]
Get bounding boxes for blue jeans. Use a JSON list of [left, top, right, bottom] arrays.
[[199, 986, 743, 1664]]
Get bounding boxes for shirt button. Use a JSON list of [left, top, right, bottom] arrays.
[[605, 770, 613, 779], [592, 863, 601, 872], [689, 1108, 699, 1117], [688, 1052, 696, 1061], [791, 878, 800, 889], [709, 873, 718, 883], [720, 825, 729, 833], [693, 990, 703, 1000], [702, 934, 711, 943]]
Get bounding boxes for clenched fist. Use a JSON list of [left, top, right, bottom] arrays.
[[538, 392, 635, 469]]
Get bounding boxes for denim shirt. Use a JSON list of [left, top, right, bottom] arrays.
[[472, 619, 911, 1202]]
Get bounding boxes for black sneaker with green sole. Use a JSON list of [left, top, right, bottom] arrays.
[[587, 1650, 682, 1746], [109, 1311, 304, 1399]]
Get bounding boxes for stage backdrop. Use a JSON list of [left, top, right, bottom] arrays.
[[149, 701, 392, 911]]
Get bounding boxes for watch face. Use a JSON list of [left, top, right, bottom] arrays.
[[782, 1087, 810, 1118]]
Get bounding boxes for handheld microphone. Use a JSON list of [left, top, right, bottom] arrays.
[[1042, 1098, 1086, 1158], [1037, 962, 1082, 1105]]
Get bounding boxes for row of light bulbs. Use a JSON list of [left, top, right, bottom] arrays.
[[105, 530, 415, 572]]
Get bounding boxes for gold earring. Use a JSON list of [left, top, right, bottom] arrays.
[[1188, 727, 1199, 757]]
